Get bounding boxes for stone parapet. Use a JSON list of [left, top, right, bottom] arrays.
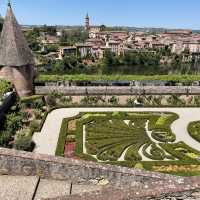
[[0, 148, 180, 186], [35, 86, 200, 95], [0, 148, 200, 199], [43, 179, 200, 200]]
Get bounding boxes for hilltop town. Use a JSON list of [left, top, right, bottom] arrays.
[[1, 2, 200, 200], [20, 14, 200, 64]]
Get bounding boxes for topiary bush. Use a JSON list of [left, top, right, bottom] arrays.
[[29, 120, 40, 132], [188, 121, 200, 143], [14, 135, 35, 152]]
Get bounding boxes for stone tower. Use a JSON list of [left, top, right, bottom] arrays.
[[85, 13, 90, 30], [0, 2, 35, 97]]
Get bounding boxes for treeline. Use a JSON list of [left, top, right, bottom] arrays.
[[101, 50, 200, 75], [42, 56, 99, 74], [40, 50, 199, 75], [59, 29, 89, 45]]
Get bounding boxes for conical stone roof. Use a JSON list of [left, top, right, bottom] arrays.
[[0, 4, 35, 67]]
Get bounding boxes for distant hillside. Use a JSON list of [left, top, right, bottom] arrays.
[[21, 25, 200, 33]]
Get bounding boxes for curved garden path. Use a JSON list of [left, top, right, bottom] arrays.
[[33, 108, 200, 156]]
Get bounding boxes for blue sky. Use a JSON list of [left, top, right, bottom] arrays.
[[0, 0, 200, 29]]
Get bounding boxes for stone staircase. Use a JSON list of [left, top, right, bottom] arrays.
[[0, 175, 103, 200]]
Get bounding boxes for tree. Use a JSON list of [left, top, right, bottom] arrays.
[[100, 25, 107, 31], [25, 29, 40, 51], [60, 29, 88, 45], [42, 25, 57, 36]]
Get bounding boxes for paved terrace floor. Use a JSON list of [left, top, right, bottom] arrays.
[[0, 175, 102, 200], [33, 108, 200, 156]]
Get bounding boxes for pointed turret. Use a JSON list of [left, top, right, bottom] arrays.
[[0, 2, 35, 97], [0, 3, 35, 66]]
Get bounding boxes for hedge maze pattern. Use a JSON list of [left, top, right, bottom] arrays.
[[74, 112, 200, 163]]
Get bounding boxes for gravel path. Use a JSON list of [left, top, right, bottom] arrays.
[[33, 108, 200, 156]]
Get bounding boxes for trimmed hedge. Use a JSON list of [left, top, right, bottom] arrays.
[[188, 121, 200, 143], [55, 114, 82, 156], [55, 118, 68, 156], [20, 95, 44, 102], [160, 142, 200, 161], [74, 112, 178, 162]]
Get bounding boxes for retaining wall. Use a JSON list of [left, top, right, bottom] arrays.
[[0, 148, 200, 200], [0, 148, 180, 186], [35, 86, 200, 95]]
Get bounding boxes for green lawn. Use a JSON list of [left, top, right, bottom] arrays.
[[37, 74, 200, 82]]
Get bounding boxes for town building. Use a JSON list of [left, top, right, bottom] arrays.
[[59, 46, 77, 59], [0, 2, 35, 97]]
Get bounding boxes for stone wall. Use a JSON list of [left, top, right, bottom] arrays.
[[0, 148, 181, 186], [35, 86, 200, 95], [1, 148, 200, 200]]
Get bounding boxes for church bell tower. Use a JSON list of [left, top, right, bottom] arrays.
[[85, 13, 90, 30]]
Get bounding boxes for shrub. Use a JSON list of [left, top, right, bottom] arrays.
[[29, 120, 40, 132], [108, 96, 119, 105], [134, 163, 144, 170], [60, 96, 73, 105], [14, 135, 35, 152], [50, 91, 64, 99], [0, 131, 13, 147], [16, 128, 30, 138], [0, 79, 12, 97], [32, 99, 45, 109], [126, 98, 135, 106], [33, 109, 43, 120], [45, 95, 56, 107], [4, 113, 23, 133], [188, 121, 200, 143]]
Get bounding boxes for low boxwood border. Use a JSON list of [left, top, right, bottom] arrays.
[[55, 118, 68, 156], [188, 121, 200, 143], [55, 114, 82, 156]]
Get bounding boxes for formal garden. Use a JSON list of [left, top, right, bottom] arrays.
[[55, 111, 200, 176]]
